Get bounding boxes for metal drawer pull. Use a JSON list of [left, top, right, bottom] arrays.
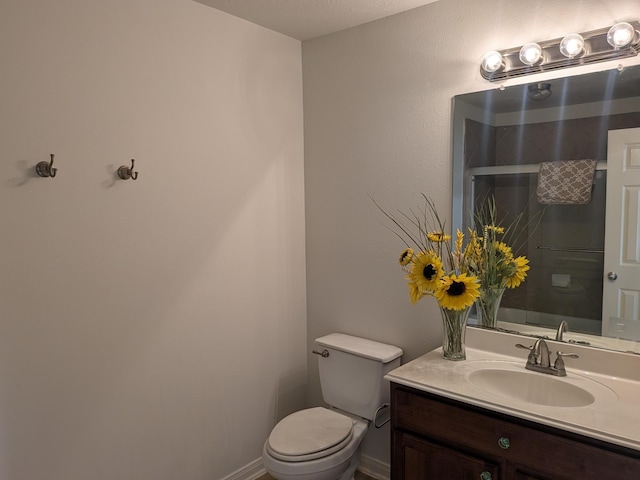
[[498, 437, 510, 449], [480, 472, 492, 480]]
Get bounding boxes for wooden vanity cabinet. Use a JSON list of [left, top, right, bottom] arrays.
[[391, 383, 640, 480]]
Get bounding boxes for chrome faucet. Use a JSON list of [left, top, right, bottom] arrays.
[[515, 338, 578, 376], [532, 338, 551, 368], [555, 320, 569, 341]]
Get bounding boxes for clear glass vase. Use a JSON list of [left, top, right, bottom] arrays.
[[475, 287, 506, 329], [439, 306, 471, 361]]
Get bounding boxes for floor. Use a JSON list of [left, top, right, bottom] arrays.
[[258, 472, 375, 480]]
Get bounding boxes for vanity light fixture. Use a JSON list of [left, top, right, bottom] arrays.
[[559, 34, 585, 58], [481, 20, 640, 81], [519, 43, 543, 66], [481, 50, 504, 73], [607, 22, 636, 48]]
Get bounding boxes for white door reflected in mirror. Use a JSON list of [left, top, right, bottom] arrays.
[[603, 127, 640, 338]]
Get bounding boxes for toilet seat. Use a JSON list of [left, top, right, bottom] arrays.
[[266, 407, 354, 462]]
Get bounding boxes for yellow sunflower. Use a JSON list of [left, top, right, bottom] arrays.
[[504, 256, 530, 288], [434, 273, 480, 310], [398, 248, 414, 267], [494, 241, 513, 260], [407, 251, 444, 293], [427, 232, 451, 243], [407, 281, 424, 304]]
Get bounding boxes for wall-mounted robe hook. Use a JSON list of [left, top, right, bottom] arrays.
[[117, 159, 139, 180], [35, 154, 58, 178]]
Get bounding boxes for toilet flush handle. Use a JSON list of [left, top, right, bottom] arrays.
[[374, 403, 391, 428], [312, 349, 329, 358]]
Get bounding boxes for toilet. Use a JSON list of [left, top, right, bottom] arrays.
[[262, 333, 403, 480]]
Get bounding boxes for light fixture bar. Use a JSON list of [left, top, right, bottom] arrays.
[[481, 21, 640, 81]]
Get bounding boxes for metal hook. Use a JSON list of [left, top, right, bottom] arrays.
[[117, 159, 139, 180], [35, 153, 58, 178]]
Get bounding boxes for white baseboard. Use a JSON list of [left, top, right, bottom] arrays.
[[358, 454, 391, 480], [220, 457, 266, 480], [221, 454, 390, 480]]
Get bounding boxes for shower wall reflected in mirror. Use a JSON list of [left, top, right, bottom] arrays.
[[472, 166, 606, 335]]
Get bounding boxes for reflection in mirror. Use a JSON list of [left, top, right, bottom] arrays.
[[452, 65, 640, 353]]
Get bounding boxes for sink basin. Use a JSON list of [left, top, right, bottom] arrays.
[[467, 368, 594, 407], [457, 360, 618, 408]]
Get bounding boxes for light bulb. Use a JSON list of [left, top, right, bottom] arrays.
[[560, 34, 585, 58], [519, 43, 542, 66], [481, 51, 504, 73], [607, 22, 636, 48]]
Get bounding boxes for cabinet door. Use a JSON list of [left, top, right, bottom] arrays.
[[397, 431, 499, 480], [392, 384, 640, 480], [511, 467, 554, 480]]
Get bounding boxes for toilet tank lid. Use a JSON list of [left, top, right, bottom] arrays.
[[315, 333, 402, 363]]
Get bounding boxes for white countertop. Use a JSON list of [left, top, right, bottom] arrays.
[[386, 332, 640, 452]]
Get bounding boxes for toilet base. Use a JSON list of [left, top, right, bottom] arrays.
[[263, 446, 360, 480], [336, 448, 360, 480]]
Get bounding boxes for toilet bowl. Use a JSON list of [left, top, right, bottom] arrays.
[[262, 407, 368, 480], [261, 334, 403, 480]]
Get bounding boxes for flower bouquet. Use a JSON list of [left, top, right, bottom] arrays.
[[468, 196, 531, 328], [375, 195, 481, 360]]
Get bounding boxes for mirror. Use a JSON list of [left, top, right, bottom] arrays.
[[452, 65, 640, 353]]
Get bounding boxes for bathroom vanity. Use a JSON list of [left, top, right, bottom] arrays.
[[386, 329, 640, 480]]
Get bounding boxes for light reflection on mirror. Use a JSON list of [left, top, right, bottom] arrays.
[[452, 65, 640, 353]]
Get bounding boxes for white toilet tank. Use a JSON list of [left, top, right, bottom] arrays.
[[314, 333, 403, 421]]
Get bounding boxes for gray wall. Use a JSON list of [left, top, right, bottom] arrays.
[[302, 0, 640, 464], [0, 1, 306, 479]]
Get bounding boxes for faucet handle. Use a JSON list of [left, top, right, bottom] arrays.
[[515, 343, 537, 365], [553, 351, 579, 374], [556, 351, 579, 358]]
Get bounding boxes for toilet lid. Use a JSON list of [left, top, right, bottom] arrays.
[[267, 407, 353, 461]]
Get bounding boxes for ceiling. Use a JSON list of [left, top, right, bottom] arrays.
[[194, 0, 439, 41]]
